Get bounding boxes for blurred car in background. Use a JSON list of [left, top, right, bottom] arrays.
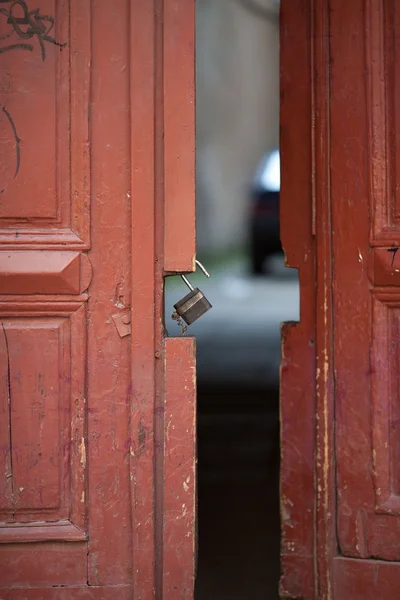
[[249, 149, 282, 274]]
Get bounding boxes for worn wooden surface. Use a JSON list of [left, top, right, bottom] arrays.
[[0, 588, 132, 600], [163, 337, 197, 599], [281, 0, 400, 598], [279, 1, 315, 598], [163, 0, 196, 273], [0, 0, 196, 597], [331, 0, 400, 572], [130, 1, 160, 596], [334, 557, 400, 599]]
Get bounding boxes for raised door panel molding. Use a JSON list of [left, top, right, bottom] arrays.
[[368, 247, 400, 286], [0, 303, 87, 542], [0, 251, 92, 294], [371, 293, 400, 515], [367, 0, 400, 242], [0, 1, 91, 249]]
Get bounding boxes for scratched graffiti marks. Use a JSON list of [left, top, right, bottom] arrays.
[[2, 106, 20, 179], [0, 1, 66, 190], [0, 0, 66, 61], [0, 105, 21, 194], [388, 246, 399, 267]]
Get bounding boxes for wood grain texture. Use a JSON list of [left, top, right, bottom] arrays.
[[0, 543, 87, 587], [330, 0, 400, 565], [87, 0, 132, 585], [279, 1, 316, 598], [313, 0, 336, 597], [0, 521, 85, 543], [334, 557, 400, 600], [130, 1, 158, 597], [163, 337, 196, 599], [0, 587, 131, 600], [0, 0, 197, 595], [0, 1, 91, 249], [163, 0, 196, 273], [0, 304, 86, 535]]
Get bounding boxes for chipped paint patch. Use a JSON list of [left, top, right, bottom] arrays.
[[79, 437, 86, 468]]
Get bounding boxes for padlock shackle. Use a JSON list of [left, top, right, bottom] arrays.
[[180, 274, 194, 291], [179, 260, 210, 292], [195, 259, 210, 278]]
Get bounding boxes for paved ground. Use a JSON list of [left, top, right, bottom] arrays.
[[165, 254, 300, 388]]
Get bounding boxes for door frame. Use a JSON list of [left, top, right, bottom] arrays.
[[130, 1, 197, 598], [280, 1, 334, 597]]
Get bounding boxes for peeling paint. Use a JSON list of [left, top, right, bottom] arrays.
[[79, 437, 86, 469]]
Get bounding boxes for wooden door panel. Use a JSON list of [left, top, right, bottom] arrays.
[[279, 1, 316, 598], [332, 0, 400, 564], [330, 0, 372, 562], [163, 337, 196, 598], [163, 0, 196, 273], [0, 251, 92, 295], [334, 557, 400, 599], [0, 304, 86, 538], [0, 0, 196, 595], [2, 587, 132, 600], [0, 0, 69, 221], [2, 317, 73, 519], [282, 0, 400, 596], [0, 0, 129, 591], [85, 0, 132, 587], [0, 543, 87, 588], [371, 294, 400, 516], [368, 0, 400, 241], [0, 0, 90, 247]]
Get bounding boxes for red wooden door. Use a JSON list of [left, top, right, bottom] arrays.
[[0, 1, 196, 598], [281, 1, 400, 598]]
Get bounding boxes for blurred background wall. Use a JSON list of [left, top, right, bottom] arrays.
[[196, 0, 280, 256]]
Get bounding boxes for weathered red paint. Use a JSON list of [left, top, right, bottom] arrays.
[[280, 1, 316, 597], [331, 0, 400, 578], [0, 0, 196, 597], [163, 337, 196, 599], [3, 588, 131, 600], [281, 0, 400, 598], [164, 0, 196, 273]]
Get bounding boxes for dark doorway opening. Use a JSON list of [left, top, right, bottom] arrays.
[[166, 1, 299, 596], [195, 383, 281, 599]]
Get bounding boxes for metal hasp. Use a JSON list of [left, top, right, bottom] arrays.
[[173, 260, 212, 326]]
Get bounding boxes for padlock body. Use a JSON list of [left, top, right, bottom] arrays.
[[174, 288, 212, 325]]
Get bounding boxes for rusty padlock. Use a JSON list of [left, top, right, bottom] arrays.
[[173, 261, 212, 326]]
